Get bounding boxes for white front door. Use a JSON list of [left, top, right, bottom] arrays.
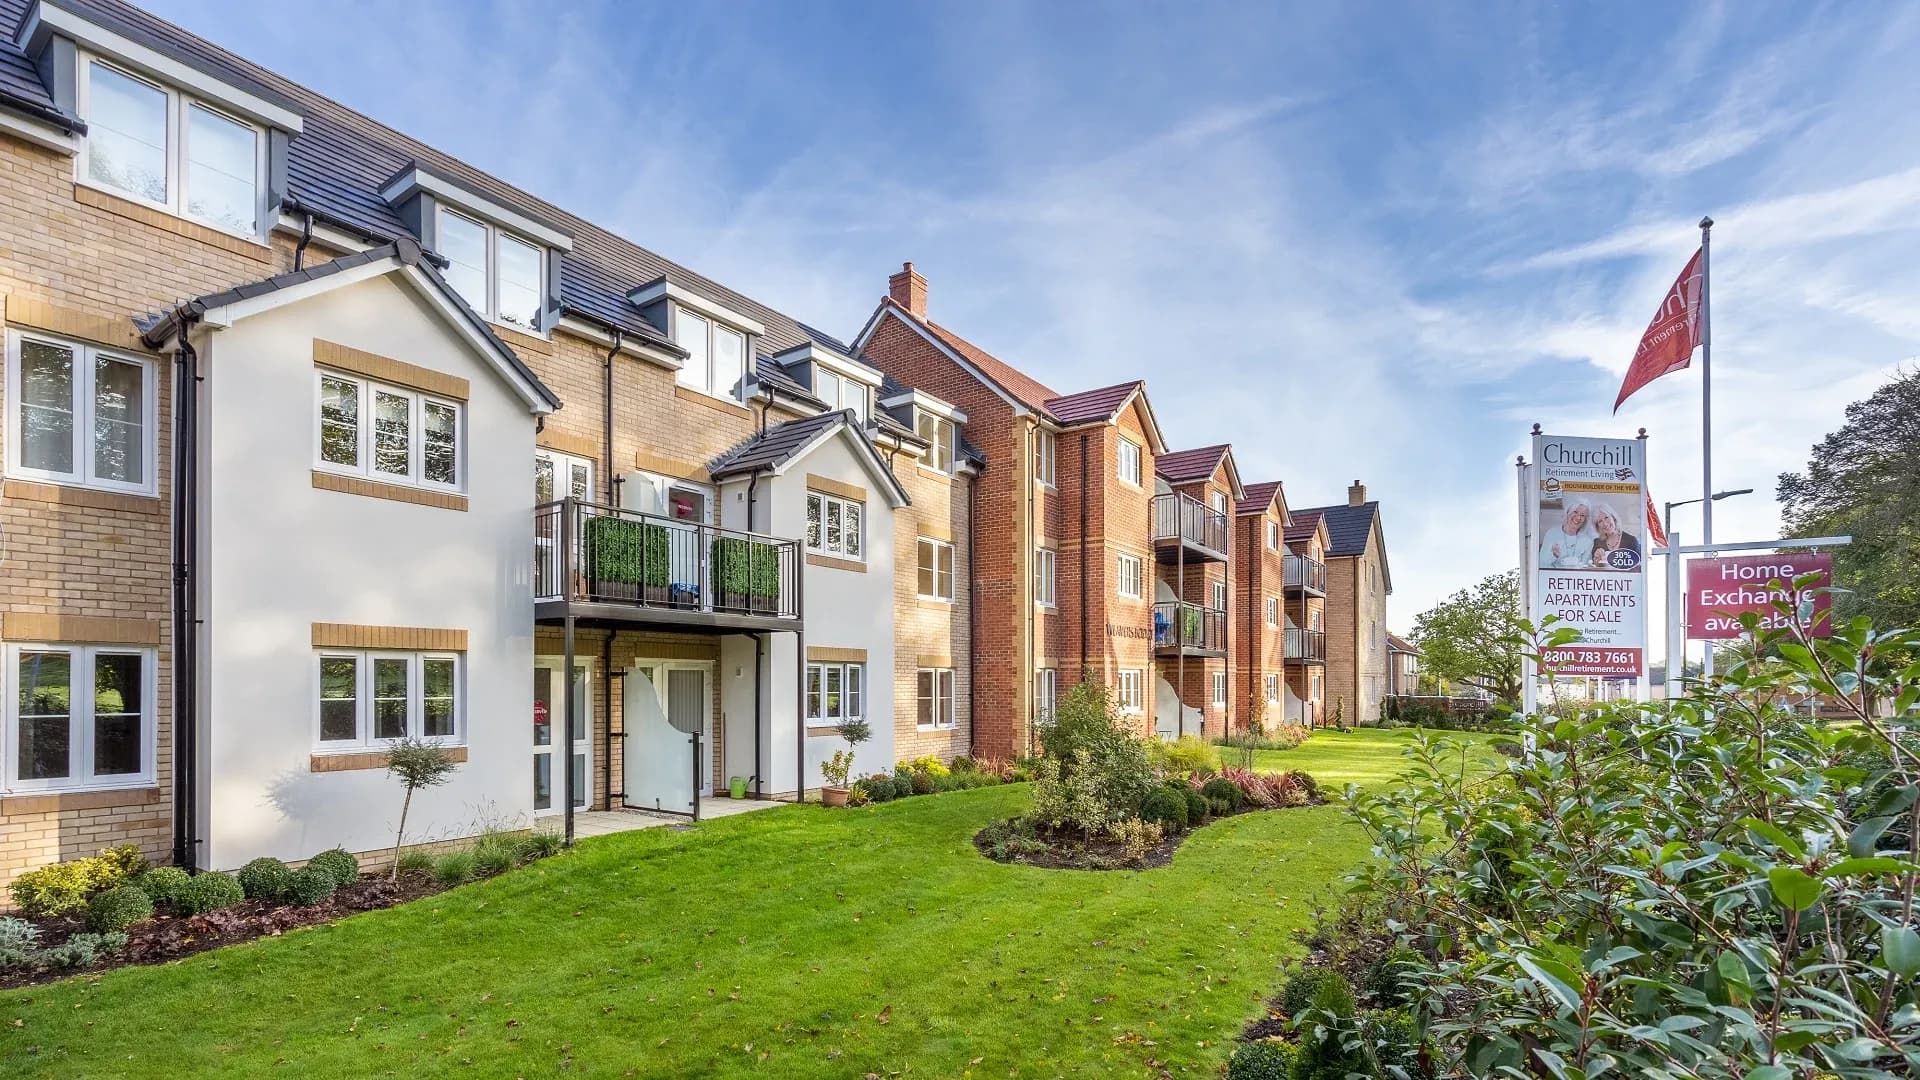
[[533, 657, 592, 816]]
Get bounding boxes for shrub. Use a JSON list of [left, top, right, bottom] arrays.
[[1225, 1039, 1296, 1080], [858, 773, 896, 802], [1106, 818, 1164, 862], [0, 917, 42, 968], [1361, 1007, 1421, 1076], [283, 866, 337, 906], [820, 748, 856, 789], [909, 769, 937, 796], [396, 851, 436, 874], [907, 755, 951, 778], [176, 872, 245, 915], [1154, 734, 1221, 777], [1037, 680, 1158, 820], [1027, 752, 1125, 835], [1179, 785, 1208, 824], [949, 755, 977, 773], [583, 515, 670, 587], [86, 885, 155, 932], [1291, 974, 1365, 1080], [38, 931, 127, 969], [1200, 776, 1244, 811], [236, 857, 294, 901], [307, 847, 359, 888], [1362, 945, 1420, 1007], [135, 866, 191, 909], [1279, 967, 1349, 1018], [432, 851, 476, 884], [8, 844, 148, 918], [1009, 756, 1045, 782], [473, 841, 517, 878], [1138, 787, 1189, 831], [1285, 769, 1320, 803], [516, 831, 563, 861], [386, 737, 462, 880]]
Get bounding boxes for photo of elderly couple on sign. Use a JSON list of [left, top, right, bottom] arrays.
[[1538, 495, 1642, 571]]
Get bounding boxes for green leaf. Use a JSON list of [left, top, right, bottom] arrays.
[[1883, 925, 1920, 978], [1822, 856, 1914, 878], [1767, 867, 1824, 911], [1716, 950, 1753, 995], [1741, 818, 1805, 859], [1516, 953, 1584, 1014], [1743, 1067, 1791, 1080], [1849, 815, 1899, 858]]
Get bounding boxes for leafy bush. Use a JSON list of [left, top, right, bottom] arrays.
[[38, 931, 127, 969], [1216, 725, 1314, 753], [1361, 945, 1420, 1008], [712, 536, 782, 600], [1036, 681, 1157, 823], [1225, 1039, 1296, 1080], [1153, 735, 1221, 777], [820, 748, 856, 789], [1179, 785, 1208, 825], [1279, 967, 1349, 1019], [583, 515, 669, 587], [516, 831, 563, 861], [135, 866, 191, 910], [1200, 776, 1244, 811], [176, 872, 244, 915], [9, 844, 148, 918], [0, 917, 42, 968], [1360, 1007, 1420, 1076], [396, 851, 436, 874], [1107, 818, 1164, 862], [906, 755, 950, 778], [432, 851, 476, 884], [1290, 973, 1365, 1080], [472, 840, 517, 878], [949, 755, 977, 773], [908, 769, 936, 796], [307, 847, 359, 888], [1027, 754, 1116, 835], [86, 885, 154, 932], [236, 857, 294, 901], [1138, 787, 1189, 831], [283, 866, 337, 906]]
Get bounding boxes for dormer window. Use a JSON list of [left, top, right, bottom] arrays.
[[672, 309, 747, 403], [436, 206, 543, 332], [916, 411, 955, 474], [78, 58, 263, 238], [813, 368, 868, 422]]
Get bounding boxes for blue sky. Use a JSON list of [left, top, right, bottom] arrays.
[[153, 0, 1920, 639]]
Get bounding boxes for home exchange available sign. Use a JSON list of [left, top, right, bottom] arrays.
[[1686, 552, 1832, 639], [1530, 433, 1647, 677]]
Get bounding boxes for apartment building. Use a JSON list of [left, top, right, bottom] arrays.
[[1297, 483, 1393, 727], [1282, 510, 1331, 726], [1152, 445, 1239, 739], [0, 0, 977, 887], [1386, 634, 1420, 697], [1234, 481, 1298, 731], [854, 266, 1170, 756]]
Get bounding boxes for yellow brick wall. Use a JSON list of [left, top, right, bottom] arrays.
[[889, 450, 972, 762]]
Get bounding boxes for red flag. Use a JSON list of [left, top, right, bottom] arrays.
[[1644, 489, 1668, 548], [1614, 247, 1704, 411]]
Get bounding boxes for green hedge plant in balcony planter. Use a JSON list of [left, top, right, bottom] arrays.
[[583, 516, 671, 602], [712, 537, 782, 613], [1182, 605, 1203, 645]]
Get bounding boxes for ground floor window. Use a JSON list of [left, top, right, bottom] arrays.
[[917, 667, 954, 729], [1117, 669, 1143, 714], [806, 662, 864, 726], [1212, 670, 1227, 707], [6, 644, 155, 792], [1034, 667, 1057, 723], [315, 651, 463, 750], [1265, 673, 1281, 703]]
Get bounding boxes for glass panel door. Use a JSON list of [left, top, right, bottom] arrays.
[[623, 664, 698, 814], [533, 658, 590, 815], [667, 668, 711, 797]]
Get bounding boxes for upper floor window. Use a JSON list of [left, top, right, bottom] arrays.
[[6, 331, 156, 495], [7, 644, 155, 793], [917, 411, 955, 474], [437, 207, 544, 332], [1035, 429, 1055, 487], [813, 368, 869, 422], [1266, 596, 1280, 626], [1117, 553, 1143, 599], [1116, 436, 1141, 486], [917, 537, 954, 600], [1034, 547, 1057, 607], [1211, 490, 1227, 516], [1212, 580, 1227, 611], [534, 448, 593, 504], [805, 491, 863, 562], [79, 59, 262, 238], [673, 308, 747, 403], [315, 369, 463, 492], [1267, 520, 1281, 549]]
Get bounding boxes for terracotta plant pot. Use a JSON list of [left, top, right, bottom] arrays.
[[821, 786, 850, 807]]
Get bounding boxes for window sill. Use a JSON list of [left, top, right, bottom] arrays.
[[73, 184, 273, 262], [3, 477, 163, 514], [311, 470, 469, 511], [804, 725, 847, 737], [0, 785, 163, 814], [310, 746, 469, 773], [917, 595, 956, 607], [915, 724, 957, 733], [805, 552, 866, 573]]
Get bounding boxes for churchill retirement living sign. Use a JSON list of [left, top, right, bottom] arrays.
[[1528, 432, 1649, 678]]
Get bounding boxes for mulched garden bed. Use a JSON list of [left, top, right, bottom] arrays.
[[974, 799, 1323, 871], [1, 870, 449, 990]]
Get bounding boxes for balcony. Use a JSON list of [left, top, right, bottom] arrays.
[[1153, 601, 1227, 657], [1284, 554, 1326, 596], [1151, 492, 1229, 563], [1285, 627, 1326, 663], [534, 499, 803, 630]]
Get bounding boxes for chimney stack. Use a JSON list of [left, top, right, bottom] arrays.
[[1348, 480, 1367, 506], [888, 261, 928, 318]]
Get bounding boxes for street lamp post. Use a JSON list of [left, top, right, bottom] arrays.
[[1665, 488, 1754, 536]]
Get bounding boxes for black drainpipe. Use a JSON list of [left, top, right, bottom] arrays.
[[601, 330, 622, 808], [169, 314, 202, 870], [292, 211, 314, 271], [1078, 433, 1090, 675]]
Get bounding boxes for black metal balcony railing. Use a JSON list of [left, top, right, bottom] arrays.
[[1285, 627, 1326, 662], [1151, 492, 1229, 556], [1284, 554, 1326, 594], [535, 499, 801, 619], [1153, 601, 1226, 652]]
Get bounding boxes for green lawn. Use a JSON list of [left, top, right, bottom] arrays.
[[1, 729, 1499, 1079]]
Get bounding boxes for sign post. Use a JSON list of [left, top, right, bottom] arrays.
[[1517, 454, 1538, 725], [1685, 552, 1833, 639], [1528, 431, 1650, 686]]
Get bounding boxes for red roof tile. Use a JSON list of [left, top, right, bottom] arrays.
[[915, 312, 1061, 415], [1238, 480, 1283, 515], [1283, 507, 1324, 540], [1156, 445, 1230, 484], [1044, 381, 1141, 425]]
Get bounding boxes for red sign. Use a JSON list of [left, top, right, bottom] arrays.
[[1685, 553, 1833, 640], [1541, 646, 1642, 677]]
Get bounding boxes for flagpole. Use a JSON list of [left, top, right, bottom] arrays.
[[1698, 215, 1715, 679]]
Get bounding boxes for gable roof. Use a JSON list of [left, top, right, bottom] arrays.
[[1283, 507, 1326, 542], [1158, 444, 1244, 500], [710, 410, 911, 508], [1387, 633, 1418, 655], [1046, 381, 1136, 425], [1240, 479, 1288, 518], [1302, 502, 1379, 559], [138, 237, 560, 413], [911, 308, 1062, 416]]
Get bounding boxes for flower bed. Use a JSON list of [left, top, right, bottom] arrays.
[[848, 754, 1015, 804]]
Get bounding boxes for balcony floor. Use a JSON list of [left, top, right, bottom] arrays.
[[536, 599, 803, 634], [1154, 539, 1229, 565], [1155, 644, 1228, 659]]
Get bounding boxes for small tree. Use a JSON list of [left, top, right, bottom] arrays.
[[1410, 570, 1524, 703], [385, 738, 460, 880]]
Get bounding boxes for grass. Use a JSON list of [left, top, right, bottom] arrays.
[[1, 728, 1499, 1078]]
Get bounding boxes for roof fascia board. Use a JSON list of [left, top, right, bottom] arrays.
[[775, 342, 881, 388], [193, 256, 399, 329], [390, 264, 558, 413], [0, 102, 76, 153], [626, 279, 767, 337], [860, 303, 1031, 418], [271, 212, 375, 255], [750, 417, 912, 508], [553, 314, 682, 371], [27, 2, 304, 133], [379, 165, 573, 252], [878, 387, 967, 425], [1119, 384, 1168, 453]]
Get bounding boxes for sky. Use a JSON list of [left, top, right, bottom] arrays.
[[151, 0, 1920, 644]]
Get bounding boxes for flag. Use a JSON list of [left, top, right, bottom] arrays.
[[1614, 247, 1704, 411], [1644, 489, 1668, 548]]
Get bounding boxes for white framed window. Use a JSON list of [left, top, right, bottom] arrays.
[[1116, 669, 1143, 714], [917, 537, 955, 600], [917, 411, 955, 474], [315, 368, 463, 492], [534, 448, 594, 504], [1116, 435, 1142, 486], [1310, 608, 1323, 631], [805, 491, 864, 561], [1266, 596, 1280, 627], [1268, 519, 1281, 550], [806, 662, 864, 726], [1212, 580, 1227, 611], [1212, 671, 1228, 707], [1035, 429, 1055, 487], [672, 307, 748, 403], [1035, 668, 1057, 722], [813, 368, 869, 423], [77, 57, 264, 239], [1034, 547, 1056, 607], [1265, 673, 1280, 703], [6, 330, 158, 495], [1211, 490, 1227, 516], [437, 206, 546, 333], [917, 667, 955, 729], [314, 651, 463, 750], [1117, 554, 1143, 599], [6, 644, 156, 793]]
